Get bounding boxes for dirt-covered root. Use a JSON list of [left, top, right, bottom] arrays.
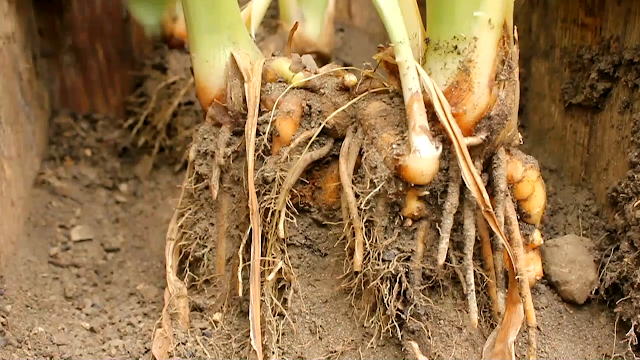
[[491, 147, 508, 316], [151, 121, 252, 359], [436, 158, 461, 267], [339, 126, 365, 271], [478, 143, 547, 360], [149, 45, 553, 360], [478, 212, 500, 322], [504, 195, 537, 359], [275, 138, 334, 239], [150, 58, 381, 359], [462, 187, 479, 328]]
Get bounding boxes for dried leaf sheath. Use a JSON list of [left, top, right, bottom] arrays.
[[232, 51, 266, 360]]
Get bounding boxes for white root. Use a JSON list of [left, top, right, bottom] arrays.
[[478, 212, 500, 321], [491, 147, 508, 316], [462, 187, 478, 328], [277, 139, 334, 239], [505, 193, 537, 359], [339, 126, 365, 271]]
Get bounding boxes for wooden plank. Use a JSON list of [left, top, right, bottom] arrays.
[[0, 0, 50, 267], [516, 0, 640, 205], [34, 0, 151, 118]]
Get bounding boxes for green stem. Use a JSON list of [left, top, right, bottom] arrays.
[[424, 0, 508, 88], [298, 0, 330, 41], [423, 0, 512, 134], [398, 0, 426, 64], [126, 0, 173, 36], [182, 0, 263, 110], [278, 0, 334, 61], [242, 0, 274, 38], [372, 0, 441, 185], [279, 0, 330, 41]]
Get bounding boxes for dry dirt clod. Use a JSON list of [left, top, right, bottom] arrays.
[[540, 234, 598, 305], [63, 283, 79, 300], [101, 235, 124, 253], [136, 283, 162, 303], [70, 225, 95, 242]]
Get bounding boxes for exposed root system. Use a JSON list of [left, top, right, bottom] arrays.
[[151, 39, 550, 359]]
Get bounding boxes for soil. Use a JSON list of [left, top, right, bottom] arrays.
[[602, 112, 640, 337], [0, 112, 181, 359], [0, 6, 638, 360], [561, 39, 640, 109]]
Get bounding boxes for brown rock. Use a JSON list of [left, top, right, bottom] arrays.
[[540, 234, 598, 304]]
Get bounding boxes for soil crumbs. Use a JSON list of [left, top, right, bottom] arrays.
[[0, 29, 636, 360], [0, 113, 182, 359]]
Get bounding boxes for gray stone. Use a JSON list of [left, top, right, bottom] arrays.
[[540, 234, 598, 304]]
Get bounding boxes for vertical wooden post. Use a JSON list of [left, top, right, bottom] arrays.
[[0, 0, 50, 267], [516, 0, 640, 205]]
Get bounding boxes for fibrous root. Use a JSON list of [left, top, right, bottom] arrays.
[[435, 146, 546, 357]]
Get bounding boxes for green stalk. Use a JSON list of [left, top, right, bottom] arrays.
[[372, 0, 441, 185], [182, 0, 263, 110], [278, 0, 335, 62], [398, 0, 426, 65], [297, 0, 330, 41], [279, 0, 329, 41], [242, 0, 274, 38], [126, 0, 172, 36], [424, 0, 511, 135]]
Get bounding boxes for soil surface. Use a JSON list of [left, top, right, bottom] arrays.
[[0, 7, 638, 360], [0, 112, 182, 359]]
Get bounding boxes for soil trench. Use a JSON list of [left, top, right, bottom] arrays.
[[0, 10, 637, 360]]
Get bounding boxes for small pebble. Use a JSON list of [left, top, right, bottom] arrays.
[[118, 183, 129, 194], [102, 235, 123, 253], [212, 312, 222, 323], [49, 246, 60, 257], [70, 225, 94, 242]]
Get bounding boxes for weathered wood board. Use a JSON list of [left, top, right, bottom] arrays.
[[0, 0, 50, 268], [516, 0, 640, 206]]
